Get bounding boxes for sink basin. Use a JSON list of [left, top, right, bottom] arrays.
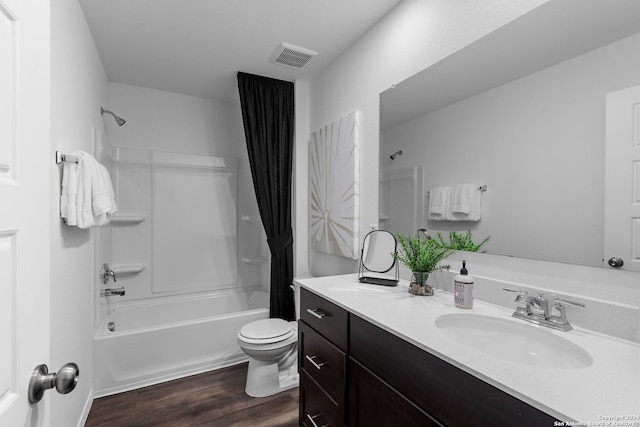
[[435, 314, 593, 370]]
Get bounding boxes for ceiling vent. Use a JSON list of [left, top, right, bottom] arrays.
[[269, 43, 318, 69]]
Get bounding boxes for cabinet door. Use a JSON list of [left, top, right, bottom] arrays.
[[348, 358, 442, 427]]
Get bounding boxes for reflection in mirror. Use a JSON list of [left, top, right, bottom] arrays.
[[379, 0, 640, 269], [358, 230, 399, 286]]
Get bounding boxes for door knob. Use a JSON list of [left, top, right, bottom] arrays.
[[28, 362, 79, 404], [607, 257, 624, 268]]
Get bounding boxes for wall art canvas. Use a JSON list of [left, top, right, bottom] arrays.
[[309, 111, 359, 259]]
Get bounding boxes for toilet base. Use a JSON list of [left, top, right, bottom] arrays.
[[245, 359, 299, 398]]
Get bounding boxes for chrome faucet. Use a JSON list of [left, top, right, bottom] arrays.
[[101, 287, 125, 297], [503, 288, 584, 331]]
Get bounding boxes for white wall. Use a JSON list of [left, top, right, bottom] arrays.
[[106, 83, 244, 157], [307, 0, 550, 276], [382, 32, 640, 267], [50, 0, 108, 425]]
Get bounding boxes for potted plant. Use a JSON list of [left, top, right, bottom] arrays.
[[436, 230, 490, 253], [394, 233, 455, 296]]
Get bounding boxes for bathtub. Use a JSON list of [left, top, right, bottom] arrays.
[[93, 286, 269, 397]]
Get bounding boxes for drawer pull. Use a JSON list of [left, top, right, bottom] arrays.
[[306, 308, 327, 319], [305, 354, 326, 370], [306, 413, 329, 427]]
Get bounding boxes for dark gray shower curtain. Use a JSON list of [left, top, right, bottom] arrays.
[[237, 72, 295, 321]]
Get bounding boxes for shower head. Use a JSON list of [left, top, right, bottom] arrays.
[[101, 107, 126, 126], [390, 150, 403, 160]]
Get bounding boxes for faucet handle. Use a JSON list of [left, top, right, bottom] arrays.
[[503, 288, 528, 303], [554, 298, 585, 308], [551, 298, 584, 328]]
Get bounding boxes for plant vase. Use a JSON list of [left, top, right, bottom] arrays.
[[409, 271, 433, 296]]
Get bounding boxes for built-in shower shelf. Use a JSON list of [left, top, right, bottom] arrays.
[[242, 256, 269, 265], [112, 264, 146, 276], [110, 215, 147, 224]]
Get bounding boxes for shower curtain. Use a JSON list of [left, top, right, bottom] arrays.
[[237, 72, 295, 320]]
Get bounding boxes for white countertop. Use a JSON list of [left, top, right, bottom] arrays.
[[295, 274, 640, 424]]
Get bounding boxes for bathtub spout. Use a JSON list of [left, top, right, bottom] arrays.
[[101, 287, 125, 297]]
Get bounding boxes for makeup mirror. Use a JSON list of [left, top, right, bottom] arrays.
[[358, 230, 399, 286]]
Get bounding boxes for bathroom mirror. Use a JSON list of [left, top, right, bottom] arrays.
[[379, 0, 640, 269], [358, 230, 398, 286]]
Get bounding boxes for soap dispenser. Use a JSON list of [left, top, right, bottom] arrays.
[[454, 260, 474, 309]]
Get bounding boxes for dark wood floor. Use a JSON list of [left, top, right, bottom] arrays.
[[85, 362, 299, 427]]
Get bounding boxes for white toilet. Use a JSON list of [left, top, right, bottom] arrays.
[[237, 283, 301, 397]]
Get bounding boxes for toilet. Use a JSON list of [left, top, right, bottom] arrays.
[[237, 282, 302, 397]]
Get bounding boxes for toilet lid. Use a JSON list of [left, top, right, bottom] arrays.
[[239, 318, 294, 344]]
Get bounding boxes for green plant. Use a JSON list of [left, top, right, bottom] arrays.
[[436, 230, 490, 253], [394, 233, 455, 273]]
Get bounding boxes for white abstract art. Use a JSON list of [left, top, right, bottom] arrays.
[[309, 111, 359, 259]]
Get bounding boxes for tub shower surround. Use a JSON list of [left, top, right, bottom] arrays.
[[95, 148, 269, 395]]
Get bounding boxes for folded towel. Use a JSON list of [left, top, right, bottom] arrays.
[[60, 159, 78, 225], [428, 186, 451, 221], [450, 184, 482, 222], [452, 184, 475, 214], [67, 151, 117, 228]]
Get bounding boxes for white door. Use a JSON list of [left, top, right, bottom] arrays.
[[604, 85, 640, 272], [1, 0, 52, 425]]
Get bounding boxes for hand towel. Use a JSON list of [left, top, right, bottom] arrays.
[[452, 184, 475, 214], [427, 186, 451, 221], [70, 151, 117, 228], [60, 159, 78, 225], [450, 184, 482, 222]]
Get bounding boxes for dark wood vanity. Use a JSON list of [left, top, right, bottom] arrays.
[[298, 287, 558, 427]]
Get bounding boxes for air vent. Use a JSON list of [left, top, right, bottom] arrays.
[[269, 43, 318, 69]]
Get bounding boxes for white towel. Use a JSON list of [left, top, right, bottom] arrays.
[[450, 184, 482, 222], [65, 151, 117, 228], [60, 159, 78, 225], [452, 184, 475, 214], [427, 186, 451, 221]]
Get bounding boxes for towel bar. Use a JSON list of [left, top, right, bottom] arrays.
[[427, 185, 486, 196], [55, 151, 79, 164]]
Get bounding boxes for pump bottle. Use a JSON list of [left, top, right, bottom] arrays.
[[454, 260, 474, 309]]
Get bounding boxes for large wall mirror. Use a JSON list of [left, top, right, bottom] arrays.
[[380, 0, 640, 270]]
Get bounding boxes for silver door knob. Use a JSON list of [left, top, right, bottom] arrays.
[[28, 362, 79, 403], [608, 257, 624, 268]]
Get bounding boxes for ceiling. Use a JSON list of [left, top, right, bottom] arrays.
[[79, 0, 402, 104]]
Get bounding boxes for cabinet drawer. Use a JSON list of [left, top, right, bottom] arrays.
[[300, 371, 342, 427], [300, 288, 348, 351], [299, 321, 346, 410]]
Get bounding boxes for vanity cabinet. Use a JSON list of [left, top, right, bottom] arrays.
[[299, 288, 558, 427]]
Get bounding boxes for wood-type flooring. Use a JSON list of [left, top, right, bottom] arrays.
[[85, 362, 299, 427]]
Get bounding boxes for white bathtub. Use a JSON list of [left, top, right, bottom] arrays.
[[93, 286, 269, 397]]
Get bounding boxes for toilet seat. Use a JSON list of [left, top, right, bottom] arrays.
[[238, 318, 295, 345]]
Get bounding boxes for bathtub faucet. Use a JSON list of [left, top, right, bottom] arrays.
[[101, 287, 125, 297]]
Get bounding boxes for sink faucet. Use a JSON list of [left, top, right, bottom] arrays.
[[503, 288, 584, 331]]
